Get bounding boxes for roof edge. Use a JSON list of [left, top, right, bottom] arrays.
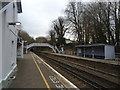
[[75, 44, 114, 48]]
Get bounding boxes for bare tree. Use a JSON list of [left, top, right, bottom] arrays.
[[112, 2, 120, 47], [65, 2, 84, 44], [48, 30, 56, 45], [52, 16, 68, 46]]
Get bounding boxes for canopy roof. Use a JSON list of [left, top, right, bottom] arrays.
[[75, 44, 114, 48]]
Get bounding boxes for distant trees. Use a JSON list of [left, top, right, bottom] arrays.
[[35, 37, 48, 43], [48, 1, 120, 51], [18, 30, 50, 45], [18, 30, 35, 44]]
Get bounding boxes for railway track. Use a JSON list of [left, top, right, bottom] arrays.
[[36, 52, 120, 89]]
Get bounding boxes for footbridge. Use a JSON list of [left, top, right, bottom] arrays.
[[26, 43, 60, 53]]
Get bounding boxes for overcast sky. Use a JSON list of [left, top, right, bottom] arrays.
[[18, 0, 69, 38], [19, 0, 116, 39]]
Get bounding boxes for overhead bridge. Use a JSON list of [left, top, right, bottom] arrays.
[[26, 43, 60, 53]]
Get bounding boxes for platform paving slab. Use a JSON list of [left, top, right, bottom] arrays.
[[10, 54, 47, 88], [9, 53, 71, 89]]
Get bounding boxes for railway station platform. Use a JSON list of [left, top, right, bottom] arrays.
[[9, 53, 78, 89]]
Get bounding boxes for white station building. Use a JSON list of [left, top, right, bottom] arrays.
[[0, 0, 22, 89]]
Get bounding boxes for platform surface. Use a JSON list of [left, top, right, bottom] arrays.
[[10, 53, 76, 89], [51, 53, 120, 65]]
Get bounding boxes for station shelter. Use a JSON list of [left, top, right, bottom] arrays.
[[75, 44, 115, 59]]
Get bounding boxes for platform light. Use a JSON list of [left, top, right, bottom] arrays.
[[8, 22, 21, 26]]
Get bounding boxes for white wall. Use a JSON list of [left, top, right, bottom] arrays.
[[1, 2, 18, 81], [0, 10, 2, 85], [105, 45, 115, 59]]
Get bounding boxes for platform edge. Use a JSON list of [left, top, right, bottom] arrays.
[[33, 53, 79, 89]]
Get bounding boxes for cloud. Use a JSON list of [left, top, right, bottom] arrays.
[[18, 0, 69, 38]]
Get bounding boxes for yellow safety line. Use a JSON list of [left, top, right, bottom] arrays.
[[31, 53, 51, 90]]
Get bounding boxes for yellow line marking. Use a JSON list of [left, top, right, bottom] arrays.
[[31, 53, 51, 90]]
